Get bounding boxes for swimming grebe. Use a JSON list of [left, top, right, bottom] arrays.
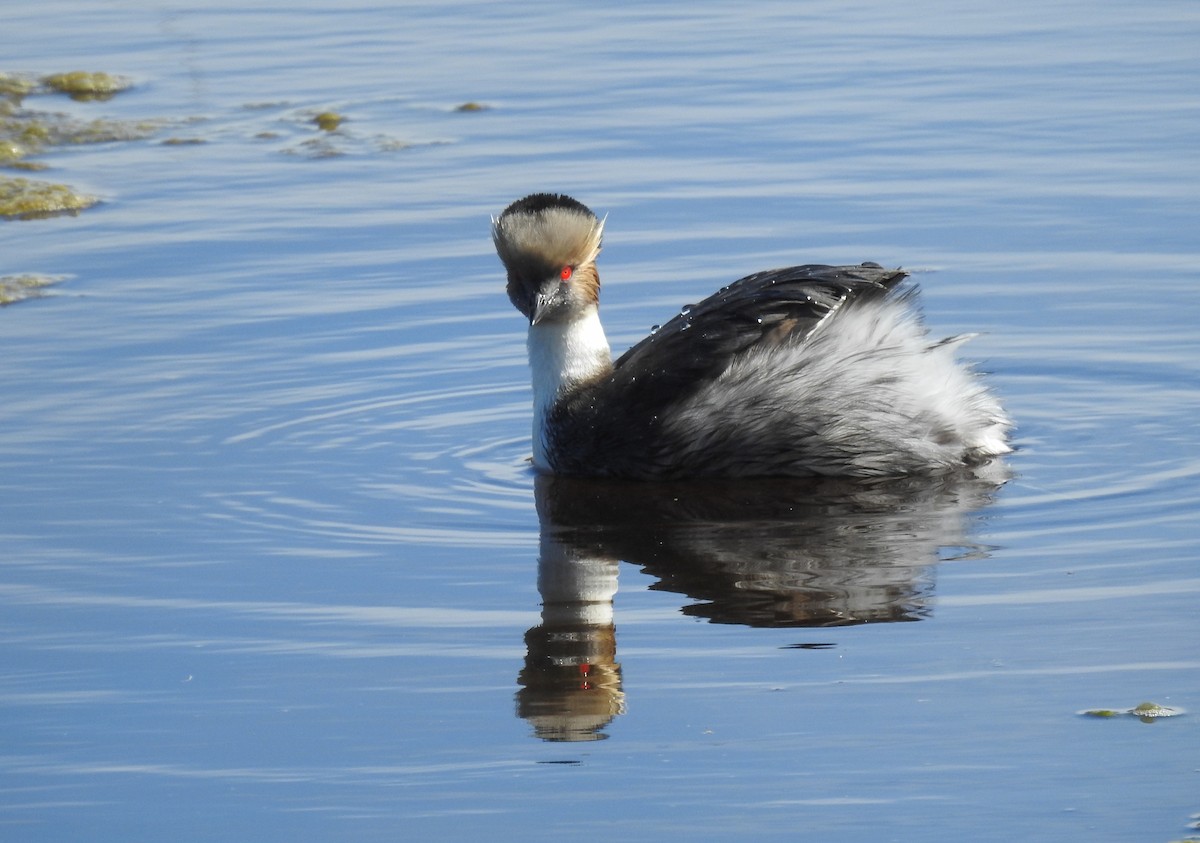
[[492, 193, 1011, 479]]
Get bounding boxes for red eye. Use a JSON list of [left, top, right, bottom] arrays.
[[560, 265, 573, 281]]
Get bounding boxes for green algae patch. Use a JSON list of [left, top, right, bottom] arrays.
[[1, 111, 159, 165], [7, 160, 49, 172], [0, 273, 64, 305], [1080, 701, 1184, 723], [313, 111, 343, 131], [0, 140, 24, 164], [2, 69, 157, 169], [29, 115, 159, 148], [1130, 701, 1180, 719], [0, 73, 37, 101], [1, 95, 160, 171], [282, 137, 344, 158], [271, 107, 429, 157], [0, 175, 97, 219], [42, 71, 132, 101]]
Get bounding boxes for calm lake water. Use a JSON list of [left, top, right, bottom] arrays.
[[3, 1, 1198, 841]]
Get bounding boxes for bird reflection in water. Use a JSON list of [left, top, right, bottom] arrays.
[[516, 470, 1007, 742]]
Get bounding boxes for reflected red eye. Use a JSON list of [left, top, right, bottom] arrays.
[[560, 265, 573, 281]]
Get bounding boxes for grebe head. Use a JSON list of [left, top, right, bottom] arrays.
[[492, 193, 605, 325]]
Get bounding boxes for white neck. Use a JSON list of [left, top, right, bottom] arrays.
[[526, 307, 612, 470]]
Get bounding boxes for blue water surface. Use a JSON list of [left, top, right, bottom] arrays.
[[2, 2, 1198, 841]]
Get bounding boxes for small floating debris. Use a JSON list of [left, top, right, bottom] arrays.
[[41, 71, 132, 101], [454, 101, 489, 112], [0, 274, 64, 306], [0, 176, 97, 219], [1080, 701, 1183, 722]]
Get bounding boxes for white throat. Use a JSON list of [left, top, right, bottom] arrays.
[[526, 307, 611, 470]]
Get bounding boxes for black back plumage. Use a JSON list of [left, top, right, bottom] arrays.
[[613, 263, 905, 400], [548, 263, 908, 475]]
